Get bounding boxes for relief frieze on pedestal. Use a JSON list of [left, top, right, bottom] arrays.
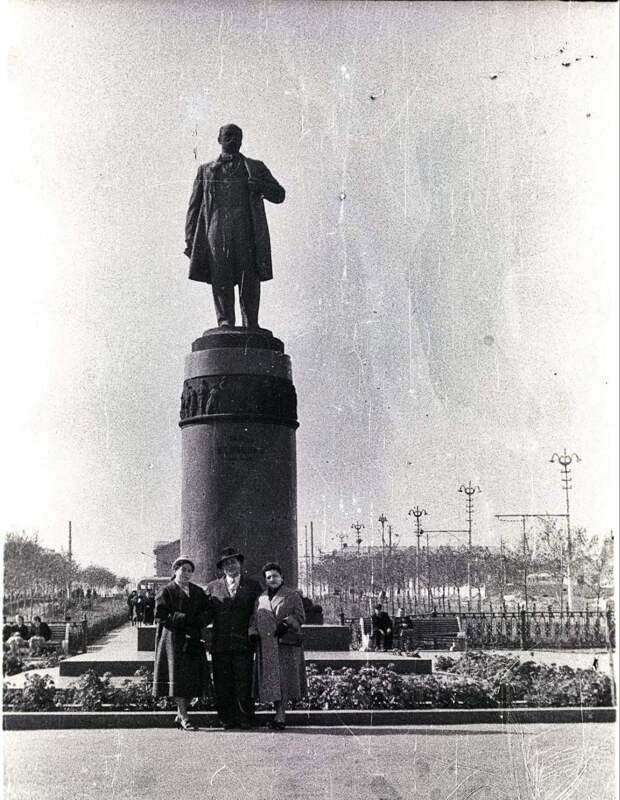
[[179, 374, 298, 428]]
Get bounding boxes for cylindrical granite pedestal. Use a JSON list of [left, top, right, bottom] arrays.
[[179, 327, 298, 586]]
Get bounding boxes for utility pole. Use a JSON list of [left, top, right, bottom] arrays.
[[495, 513, 568, 615], [387, 524, 397, 613], [304, 524, 309, 597], [458, 482, 481, 610], [310, 520, 315, 599], [550, 450, 581, 612], [420, 528, 469, 611], [68, 520, 72, 563], [408, 506, 427, 604], [378, 513, 388, 590], [499, 536, 507, 608]]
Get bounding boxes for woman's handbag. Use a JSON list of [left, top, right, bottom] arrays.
[[278, 629, 304, 647]]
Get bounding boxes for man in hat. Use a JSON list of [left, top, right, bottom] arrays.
[[205, 546, 262, 729], [184, 123, 285, 329]]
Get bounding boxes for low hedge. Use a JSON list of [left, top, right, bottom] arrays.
[[3, 652, 614, 712], [86, 610, 129, 644]]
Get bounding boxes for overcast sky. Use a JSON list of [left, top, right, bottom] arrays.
[[2, 0, 618, 579]]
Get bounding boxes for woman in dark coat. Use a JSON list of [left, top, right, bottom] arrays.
[[249, 562, 307, 730], [152, 556, 210, 730]]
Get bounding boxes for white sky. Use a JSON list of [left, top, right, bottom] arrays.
[[2, 0, 618, 579]]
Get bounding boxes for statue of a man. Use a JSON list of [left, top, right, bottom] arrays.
[[184, 124, 285, 329]]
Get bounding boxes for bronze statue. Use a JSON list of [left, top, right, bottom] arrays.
[[184, 124, 285, 329]]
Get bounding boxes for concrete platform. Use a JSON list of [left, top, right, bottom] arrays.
[[4, 723, 617, 800], [3, 707, 616, 730], [55, 623, 430, 677], [137, 623, 352, 652]]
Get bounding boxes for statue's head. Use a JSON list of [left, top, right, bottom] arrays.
[[218, 124, 243, 154]]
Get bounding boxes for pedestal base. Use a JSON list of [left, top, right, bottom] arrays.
[[180, 328, 298, 585]]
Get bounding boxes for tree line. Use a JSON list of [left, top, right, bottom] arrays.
[[3, 531, 131, 602], [308, 523, 614, 613]]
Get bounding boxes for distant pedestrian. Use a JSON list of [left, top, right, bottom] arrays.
[[592, 657, 599, 671], [143, 591, 155, 625], [134, 593, 145, 626], [127, 591, 137, 623]]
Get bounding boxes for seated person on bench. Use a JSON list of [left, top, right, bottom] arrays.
[[28, 616, 52, 655], [5, 615, 30, 654]]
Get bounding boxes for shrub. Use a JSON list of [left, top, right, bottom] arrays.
[[444, 651, 614, 708], [116, 668, 158, 710], [434, 655, 457, 672], [5, 673, 58, 711], [21, 651, 64, 672], [3, 652, 25, 676], [66, 670, 117, 710]]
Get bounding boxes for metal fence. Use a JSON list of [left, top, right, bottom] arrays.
[[459, 609, 615, 650], [346, 609, 615, 651]]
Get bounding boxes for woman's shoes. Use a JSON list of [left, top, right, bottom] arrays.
[[175, 715, 197, 731], [268, 719, 286, 731]]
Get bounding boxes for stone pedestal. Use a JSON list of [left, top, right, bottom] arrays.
[[180, 327, 298, 586]]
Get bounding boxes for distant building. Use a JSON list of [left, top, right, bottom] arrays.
[[154, 539, 180, 577]]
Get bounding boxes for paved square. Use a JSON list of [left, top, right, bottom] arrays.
[[4, 723, 615, 799]]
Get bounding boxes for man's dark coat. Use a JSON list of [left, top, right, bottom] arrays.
[[185, 155, 285, 285], [205, 575, 262, 653]]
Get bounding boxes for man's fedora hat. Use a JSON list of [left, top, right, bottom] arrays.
[[217, 546, 245, 569], [171, 556, 195, 573]]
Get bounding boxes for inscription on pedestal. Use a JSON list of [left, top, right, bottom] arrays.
[[217, 433, 263, 462]]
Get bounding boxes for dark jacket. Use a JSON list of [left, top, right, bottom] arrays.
[[30, 622, 51, 640], [154, 581, 209, 640], [152, 580, 211, 700], [372, 611, 393, 634], [10, 624, 30, 640], [205, 576, 262, 654], [185, 155, 285, 284]]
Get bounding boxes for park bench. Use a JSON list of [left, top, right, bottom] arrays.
[[400, 616, 461, 650], [42, 622, 87, 655]]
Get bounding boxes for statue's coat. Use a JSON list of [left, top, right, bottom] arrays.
[[185, 155, 285, 285]]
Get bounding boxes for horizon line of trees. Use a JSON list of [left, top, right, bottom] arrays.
[[306, 523, 614, 612], [3, 531, 131, 601]]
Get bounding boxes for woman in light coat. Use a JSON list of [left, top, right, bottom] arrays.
[[249, 562, 307, 729]]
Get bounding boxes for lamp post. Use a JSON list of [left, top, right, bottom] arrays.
[[408, 506, 427, 604], [378, 513, 388, 590], [351, 521, 365, 601], [458, 481, 481, 610], [335, 531, 348, 551], [351, 522, 365, 554], [550, 450, 581, 612]]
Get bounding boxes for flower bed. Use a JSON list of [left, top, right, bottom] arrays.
[[3, 652, 614, 712]]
